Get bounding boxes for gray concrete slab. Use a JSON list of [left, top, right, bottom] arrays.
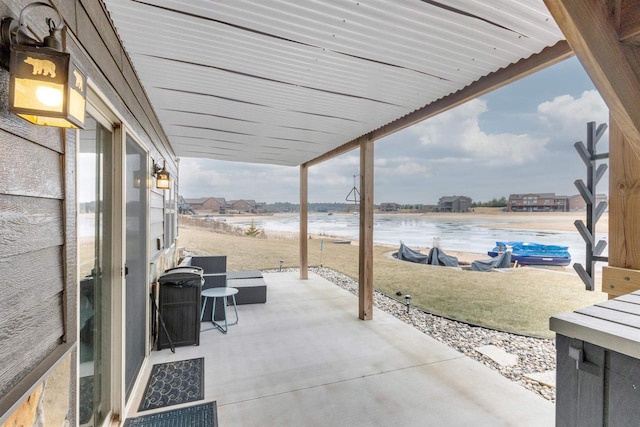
[[127, 272, 554, 426]]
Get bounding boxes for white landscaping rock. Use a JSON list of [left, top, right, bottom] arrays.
[[474, 345, 519, 367], [524, 371, 556, 388]]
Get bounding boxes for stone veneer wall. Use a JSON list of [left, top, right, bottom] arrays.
[[1, 355, 71, 427]]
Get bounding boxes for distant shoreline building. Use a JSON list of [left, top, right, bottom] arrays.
[[438, 196, 472, 212], [569, 193, 608, 211], [228, 199, 265, 213], [379, 202, 401, 212], [507, 193, 569, 212], [182, 197, 266, 214], [184, 197, 228, 214]]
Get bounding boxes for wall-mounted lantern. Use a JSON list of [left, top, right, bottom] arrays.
[[1, 2, 86, 128], [133, 169, 143, 189], [153, 160, 171, 190]]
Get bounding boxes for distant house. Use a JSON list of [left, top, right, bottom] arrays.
[[185, 197, 228, 213], [178, 196, 195, 214], [79, 201, 96, 213], [438, 196, 472, 212], [379, 202, 401, 212], [569, 193, 608, 211], [229, 199, 258, 213], [507, 193, 569, 212]]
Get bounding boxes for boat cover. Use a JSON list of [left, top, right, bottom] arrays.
[[427, 247, 459, 267], [396, 242, 459, 267], [471, 251, 512, 271], [492, 241, 570, 258], [396, 241, 428, 264]]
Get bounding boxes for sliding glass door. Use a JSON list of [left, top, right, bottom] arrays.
[[78, 114, 114, 426], [125, 135, 148, 399]]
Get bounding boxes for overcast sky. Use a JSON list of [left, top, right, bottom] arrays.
[[178, 56, 609, 205]]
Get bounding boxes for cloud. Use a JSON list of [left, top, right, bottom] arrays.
[[537, 90, 609, 150], [409, 99, 549, 165], [179, 158, 233, 191], [376, 157, 430, 177], [179, 158, 299, 200]]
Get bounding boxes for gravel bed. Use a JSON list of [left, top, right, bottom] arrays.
[[266, 267, 557, 402]]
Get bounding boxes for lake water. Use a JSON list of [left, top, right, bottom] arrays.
[[229, 213, 608, 269]]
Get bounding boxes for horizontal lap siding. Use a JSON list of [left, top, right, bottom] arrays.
[[0, 65, 67, 404], [150, 191, 165, 257], [0, 131, 63, 198], [0, 247, 64, 395], [0, 196, 64, 258]]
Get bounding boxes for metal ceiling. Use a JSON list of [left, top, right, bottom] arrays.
[[103, 0, 565, 166]]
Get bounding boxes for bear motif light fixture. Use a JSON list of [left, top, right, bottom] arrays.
[[1, 2, 86, 128]]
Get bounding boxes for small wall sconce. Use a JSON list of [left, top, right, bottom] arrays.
[[133, 169, 143, 189], [153, 159, 171, 190], [1, 2, 86, 128]]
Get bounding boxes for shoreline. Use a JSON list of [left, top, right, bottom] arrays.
[[214, 210, 608, 234], [196, 211, 603, 267]]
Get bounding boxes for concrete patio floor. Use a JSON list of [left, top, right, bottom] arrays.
[[127, 272, 554, 426]]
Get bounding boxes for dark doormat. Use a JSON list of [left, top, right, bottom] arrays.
[[138, 358, 204, 411], [79, 375, 93, 424], [124, 401, 217, 427]]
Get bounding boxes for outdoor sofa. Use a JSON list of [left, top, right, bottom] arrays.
[[180, 255, 267, 321]]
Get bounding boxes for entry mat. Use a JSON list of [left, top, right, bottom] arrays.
[[124, 401, 217, 427], [79, 376, 93, 425], [138, 358, 204, 411]]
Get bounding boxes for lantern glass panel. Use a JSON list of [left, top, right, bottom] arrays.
[[9, 44, 86, 128]]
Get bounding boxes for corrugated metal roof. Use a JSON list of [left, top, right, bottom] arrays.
[[103, 0, 565, 166]]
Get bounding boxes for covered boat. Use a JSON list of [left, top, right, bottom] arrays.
[[395, 241, 459, 267], [488, 241, 571, 266]]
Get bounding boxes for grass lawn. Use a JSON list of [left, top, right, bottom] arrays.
[[178, 221, 607, 338]]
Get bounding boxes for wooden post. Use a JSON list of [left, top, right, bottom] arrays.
[[359, 136, 374, 320], [300, 164, 308, 280], [603, 115, 640, 297], [544, 1, 640, 298]]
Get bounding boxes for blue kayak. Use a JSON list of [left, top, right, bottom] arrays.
[[487, 241, 571, 266]]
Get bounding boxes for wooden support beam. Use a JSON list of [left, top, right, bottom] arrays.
[[544, 0, 640, 159], [302, 42, 571, 168], [606, 116, 640, 297], [619, 0, 640, 44], [359, 136, 374, 320], [300, 164, 308, 280]]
